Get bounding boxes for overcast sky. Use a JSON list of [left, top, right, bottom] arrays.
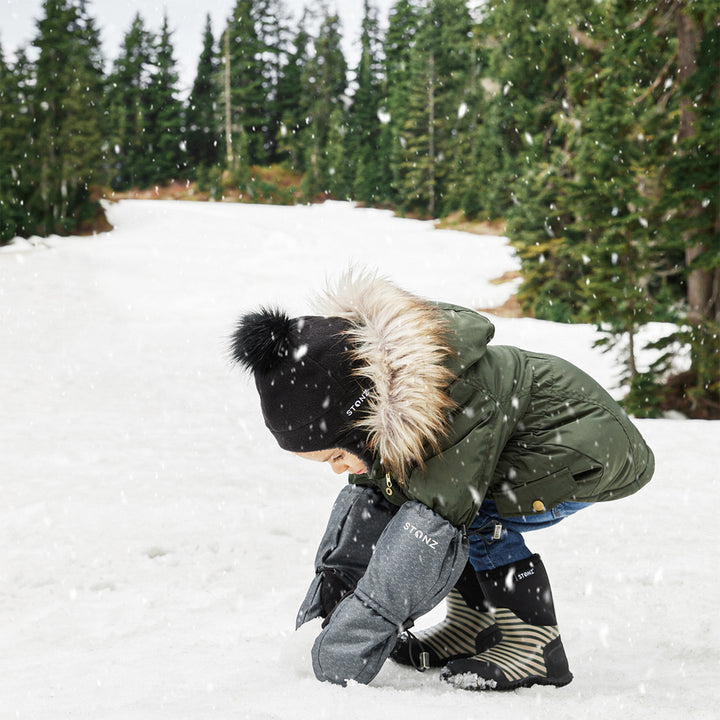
[[1, 0, 395, 92]]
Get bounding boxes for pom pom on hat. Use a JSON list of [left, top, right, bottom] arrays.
[[231, 308, 293, 374]]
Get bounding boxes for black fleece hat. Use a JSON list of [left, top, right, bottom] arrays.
[[230, 308, 372, 464]]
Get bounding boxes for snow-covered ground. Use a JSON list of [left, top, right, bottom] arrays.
[[1, 200, 717, 719]]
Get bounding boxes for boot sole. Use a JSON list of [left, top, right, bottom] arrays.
[[441, 669, 573, 691]]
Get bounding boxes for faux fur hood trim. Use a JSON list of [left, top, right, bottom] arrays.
[[316, 270, 456, 480]]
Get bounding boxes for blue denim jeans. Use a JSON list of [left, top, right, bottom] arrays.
[[467, 498, 591, 572]]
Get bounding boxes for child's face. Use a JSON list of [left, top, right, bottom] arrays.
[[294, 448, 367, 476]]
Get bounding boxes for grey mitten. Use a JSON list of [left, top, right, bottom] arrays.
[[296, 484, 397, 628], [311, 500, 469, 685]]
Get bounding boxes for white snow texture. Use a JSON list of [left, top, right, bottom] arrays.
[[1, 200, 717, 719]]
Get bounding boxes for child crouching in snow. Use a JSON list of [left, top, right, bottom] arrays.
[[230, 270, 654, 690]]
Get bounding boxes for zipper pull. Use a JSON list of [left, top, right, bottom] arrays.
[[384, 472, 393, 497]]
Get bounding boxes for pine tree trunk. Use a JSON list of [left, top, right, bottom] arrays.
[[676, 4, 714, 321]]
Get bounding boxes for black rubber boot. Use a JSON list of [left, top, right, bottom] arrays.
[[391, 562, 501, 668], [441, 554, 573, 690]]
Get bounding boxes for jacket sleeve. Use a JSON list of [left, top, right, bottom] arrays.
[[310, 500, 469, 685], [296, 484, 397, 628]]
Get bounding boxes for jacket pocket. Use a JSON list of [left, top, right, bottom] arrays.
[[492, 467, 578, 517]]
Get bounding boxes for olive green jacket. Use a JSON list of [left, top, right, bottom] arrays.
[[348, 302, 654, 529]]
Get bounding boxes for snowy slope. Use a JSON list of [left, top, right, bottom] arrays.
[[1, 200, 717, 719]]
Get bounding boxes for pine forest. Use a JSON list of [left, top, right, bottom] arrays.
[[0, 0, 718, 417]]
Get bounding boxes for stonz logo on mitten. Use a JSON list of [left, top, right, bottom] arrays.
[[403, 522, 438, 549]]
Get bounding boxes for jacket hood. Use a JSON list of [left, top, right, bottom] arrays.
[[316, 271, 456, 479]]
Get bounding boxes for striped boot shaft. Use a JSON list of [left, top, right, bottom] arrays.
[[478, 609, 557, 678], [391, 588, 498, 668], [417, 589, 497, 660]]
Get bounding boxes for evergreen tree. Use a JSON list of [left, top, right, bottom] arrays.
[[325, 104, 352, 199], [394, 0, 474, 216], [0, 46, 33, 243], [234, 126, 252, 193], [0, 44, 14, 242], [396, 14, 438, 214], [373, 113, 395, 204], [30, 0, 106, 234], [224, 0, 283, 167], [108, 14, 155, 189], [145, 13, 186, 183], [442, 21, 484, 218], [276, 13, 312, 171], [347, 0, 384, 204], [300, 6, 348, 200], [512, 0, 672, 347], [185, 15, 222, 173], [505, 0, 614, 322], [506, 157, 581, 323], [471, 0, 594, 220], [383, 0, 422, 208], [257, 0, 293, 163]]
